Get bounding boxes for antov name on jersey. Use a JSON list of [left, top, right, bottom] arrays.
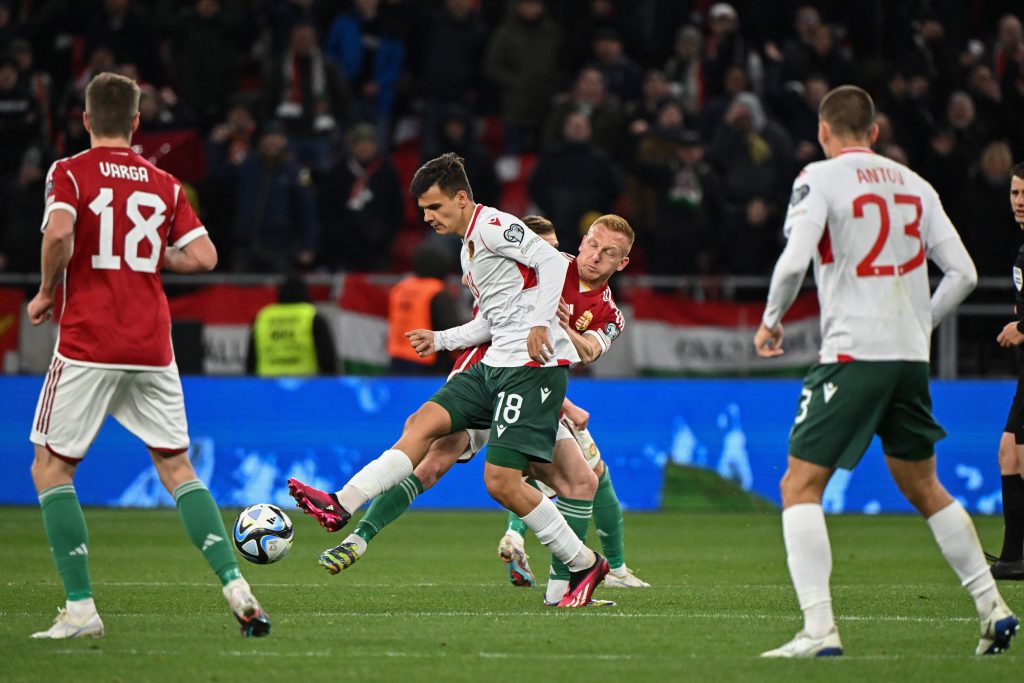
[[99, 162, 150, 182]]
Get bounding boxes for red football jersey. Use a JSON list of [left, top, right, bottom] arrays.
[[450, 254, 624, 373], [561, 254, 625, 355], [42, 146, 207, 368]]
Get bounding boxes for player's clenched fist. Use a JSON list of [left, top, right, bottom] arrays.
[[27, 292, 54, 325], [405, 329, 436, 357], [754, 322, 784, 358], [527, 325, 554, 363]]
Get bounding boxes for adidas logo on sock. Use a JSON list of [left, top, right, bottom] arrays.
[[68, 544, 88, 557], [202, 533, 223, 551]]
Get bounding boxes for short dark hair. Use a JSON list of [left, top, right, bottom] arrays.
[[410, 152, 474, 200], [521, 215, 555, 237], [819, 85, 874, 138], [85, 72, 140, 139], [1013, 162, 1024, 181]]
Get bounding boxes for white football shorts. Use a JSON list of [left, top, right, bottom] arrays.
[[30, 358, 190, 461]]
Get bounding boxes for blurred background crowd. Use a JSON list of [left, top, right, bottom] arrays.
[[0, 0, 1023, 283]]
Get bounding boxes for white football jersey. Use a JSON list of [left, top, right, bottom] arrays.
[[460, 204, 580, 367], [782, 147, 960, 362]]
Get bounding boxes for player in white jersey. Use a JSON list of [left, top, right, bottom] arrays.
[[754, 85, 1018, 657], [287, 154, 610, 607]]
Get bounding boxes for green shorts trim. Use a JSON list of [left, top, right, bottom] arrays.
[[429, 362, 568, 466], [788, 361, 946, 470]]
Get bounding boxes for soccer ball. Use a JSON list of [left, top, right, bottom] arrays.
[[232, 503, 294, 564]]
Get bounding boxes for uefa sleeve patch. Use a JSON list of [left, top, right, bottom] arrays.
[[1014, 266, 1022, 291], [503, 224, 524, 243]]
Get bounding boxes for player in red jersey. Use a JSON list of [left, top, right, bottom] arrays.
[[27, 73, 270, 640], [310, 215, 644, 601]]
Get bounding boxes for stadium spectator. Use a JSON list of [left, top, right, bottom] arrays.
[[9, 39, 53, 143], [542, 66, 624, 160], [588, 28, 643, 105], [992, 14, 1024, 80], [922, 91, 986, 203], [663, 25, 704, 118], [529, 111, 622, 249], [324, 0, 406, 146], [483, 0, 562, 154], [697, 63, 749, 141], [202, 99, 258, 258], [776, 75, 829, 165], [387, 241, 460, 376], [84, 0, 163, 85], [427, 105, 500, 209], [625, 70, 673, 136], [0, 59, 41, 183], [955, 141, 1018, 277], [417, 0, 488, 159], [265, 20, 351, 172], [701, 3, 751, 100], [630, 129, 724, 276], [0, 146, 45, 274], [775, 5, 822, 83], [159, 0, 245, 128], [708, 91, 794, 228], [246, 275, 336, 377], [232, 122, 318, 272], [319, 122, 402, 272]]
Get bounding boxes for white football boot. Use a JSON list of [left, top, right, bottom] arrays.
[[761, 628, 843, 658], [32, 603, 104, 639], [976, 600, 1019, 655], [604, 565, 651, 588], [223, 578, 271, 637]]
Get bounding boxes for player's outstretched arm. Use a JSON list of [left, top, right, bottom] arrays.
[[164, 234, 218, 273], [432, 315, 492, 353], [28, 210, 74, 325]]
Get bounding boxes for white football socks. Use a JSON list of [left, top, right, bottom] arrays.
[[927, 501, 1003, 618], [336, 449, 414, 513], [66, 597, 97, 619], [343, 533, 368, 556], [521, 496, 595, 572], [782, 503, 835, 638]]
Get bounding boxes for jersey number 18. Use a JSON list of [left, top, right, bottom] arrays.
[[89, 187, 167, 274]]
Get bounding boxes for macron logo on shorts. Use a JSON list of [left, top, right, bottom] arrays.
[[496, 425, 507, 437], [823, 382, 838, 404], [540, 387, 551, 403]]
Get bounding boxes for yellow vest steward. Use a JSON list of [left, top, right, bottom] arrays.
[[388, 276, 445, 364], [253, 302, 319, 376]]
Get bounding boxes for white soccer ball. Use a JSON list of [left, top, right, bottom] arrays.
[[232, 503, 294, 564]]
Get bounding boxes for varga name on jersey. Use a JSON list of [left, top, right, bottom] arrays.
[[99, 162, 150, 182]]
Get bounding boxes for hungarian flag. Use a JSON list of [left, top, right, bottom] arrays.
[[629, 288, 821, 376]]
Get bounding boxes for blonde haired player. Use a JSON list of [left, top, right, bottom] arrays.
[[755, 85, 1017, 657]]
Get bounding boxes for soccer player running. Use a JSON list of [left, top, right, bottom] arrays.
[[755, 85, 1018, 657], [312, 215, 648, 603], [27, 73, 270, 639], [991, 164, 1024, 580], [288, 154, 609, 607]]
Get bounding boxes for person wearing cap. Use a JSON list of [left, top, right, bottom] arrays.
[[319, 121, 403, 272], [703, 2, 750, 101]]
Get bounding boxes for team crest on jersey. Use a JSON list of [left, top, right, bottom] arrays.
[[790, 184, 810, 206], [504, 224, 524, 244], [1015, 266, 1022, 291], [467, 239, 475, 261], [604, 322, 620, 340], [574, 310, 593, 331]]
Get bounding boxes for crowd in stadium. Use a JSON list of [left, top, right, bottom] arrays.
[[1, 0, 1024, 279]]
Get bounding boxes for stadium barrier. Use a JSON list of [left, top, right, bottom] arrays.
[[0, 376, 1013, 514]]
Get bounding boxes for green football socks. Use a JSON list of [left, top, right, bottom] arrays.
[[39, 484, 93, 601], [549, 497, 594, 581], [173, 480, 241, 586], [506, 512, 528, 537], [593, 466, 626, 570], [354, 474, 424, 544]]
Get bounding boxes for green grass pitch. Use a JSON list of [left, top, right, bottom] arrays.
[[1, 506, 1021, 682]]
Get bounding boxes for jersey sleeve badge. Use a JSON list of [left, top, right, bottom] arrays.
[[1014, 266, 1022, 292], [503, 224, 524, 243], [790, 184, 810, 206], [604, 322, 621, 341]]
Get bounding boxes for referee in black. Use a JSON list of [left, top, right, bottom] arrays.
[[993, 162, 1024, 580]]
